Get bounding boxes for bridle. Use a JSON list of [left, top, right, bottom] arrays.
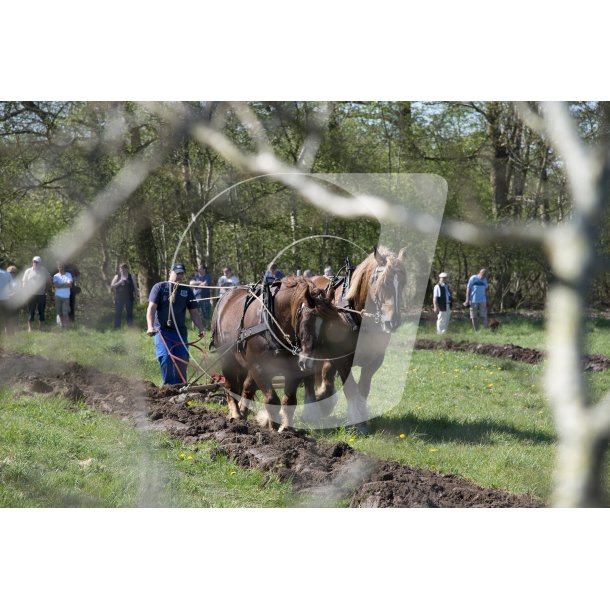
[[370, 264, 401, 325]]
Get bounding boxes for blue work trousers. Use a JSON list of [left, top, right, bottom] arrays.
[[154, 329, 189, 385]]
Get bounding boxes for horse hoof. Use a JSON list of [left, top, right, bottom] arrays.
[[255, 410, 269, 427], [347, 422, 370, 436], [300, 404, 323, 425]]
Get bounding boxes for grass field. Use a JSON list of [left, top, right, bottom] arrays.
[[0, 387, 296, 508], [2, 310, 610, 506]]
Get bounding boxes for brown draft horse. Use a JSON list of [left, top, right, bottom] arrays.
[[211, 276, 338, 432], [303, 246, 407, 432]]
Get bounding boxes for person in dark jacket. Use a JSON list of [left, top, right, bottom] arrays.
[[110, 263, 139, 328], [432, 272, 452, 334]]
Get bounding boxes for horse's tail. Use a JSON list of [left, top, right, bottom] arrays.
[[209, 289, 226, 351]]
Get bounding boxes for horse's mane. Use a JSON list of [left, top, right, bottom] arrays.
[[346, 246, 406, 308], [281, 276, 337, 328]]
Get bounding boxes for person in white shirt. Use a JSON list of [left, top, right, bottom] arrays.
[[218, 267, 240, 295], [432, 272, 452, 334], [22, 255, 52, 331], [53, 262, 73, 329]]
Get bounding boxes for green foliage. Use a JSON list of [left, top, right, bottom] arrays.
[[2, 101, 610, 308]]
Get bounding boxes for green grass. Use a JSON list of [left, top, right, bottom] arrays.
[[4, 324, 160, 384], [416, 311, 610, 356], [0, 388, 295, 508], [313, 317, 610, 503], [317, 349, 556, 500], [3, 313, 610, 506]]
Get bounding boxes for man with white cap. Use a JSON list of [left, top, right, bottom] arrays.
[[433, 271, 452, 334], [22, 255, 52, 331]]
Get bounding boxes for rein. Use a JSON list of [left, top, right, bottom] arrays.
[[335, 305, 375, 318], [167, 281, 179, 328], [156, 330, 209, 385]]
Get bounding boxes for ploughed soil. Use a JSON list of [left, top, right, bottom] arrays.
[[414, 338, 610, 371], [0, 345, 547, 508]]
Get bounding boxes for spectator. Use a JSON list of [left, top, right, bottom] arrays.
[[189, 263, 213, 330], [146, 263, 204, 385], [0, 261, 9, 334], [110, 262, 139, 329], [22, 255, 51, 331], [218, 266, 240, 295], [65, 263, 81, 323], [53, 262, 73, 329], [264, 262, 285, 284], [323, 265, 334, 279], [432, 272, 452, 334], [464, 268, 489, 332], [302, 269, 313, 278], [5, 265, 20, 333]]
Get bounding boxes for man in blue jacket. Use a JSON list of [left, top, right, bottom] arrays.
[[146, 263, 204, 385], [464, 268, 489, 332]]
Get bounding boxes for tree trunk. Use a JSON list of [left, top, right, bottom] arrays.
[[130, 201, 160, 301], [487, 102, 510, 219]]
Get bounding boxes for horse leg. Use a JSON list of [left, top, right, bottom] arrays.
[[223, 368, 244, 422], [316, 359, 338, 417], [300, 368, 324, 426], [238, 373, 258, 419], [355, 354, 385, 422], [339, 367, 370, 434], [252, 378, 281, 431], [279, 377, 299, 433]]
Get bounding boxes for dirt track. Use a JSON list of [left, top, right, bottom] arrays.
[[414, 338, 610, 371], [0, 345, 545, 508]]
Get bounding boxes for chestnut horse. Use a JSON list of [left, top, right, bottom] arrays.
[[302, 246, 407, 432], [211, 276, 338, 432]]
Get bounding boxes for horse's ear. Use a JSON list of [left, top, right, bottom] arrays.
[[305, 289, 316, 309], [397, 247, 406, 263], [374, 246, 384, 265]]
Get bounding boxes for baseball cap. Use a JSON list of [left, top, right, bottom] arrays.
[[172, 263, 186, 273], [33, 256, 42, 262], [439, 272, 448, 278]]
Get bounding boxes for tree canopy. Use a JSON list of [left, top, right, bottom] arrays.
[[0, 101, 606, 308]]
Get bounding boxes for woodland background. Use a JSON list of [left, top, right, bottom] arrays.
[[2, 101, 607, 311]]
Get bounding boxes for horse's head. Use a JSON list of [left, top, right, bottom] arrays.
[[291, 281, 338, 372], [346, 246, 406, 334], [370, 247, 407, 332]]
